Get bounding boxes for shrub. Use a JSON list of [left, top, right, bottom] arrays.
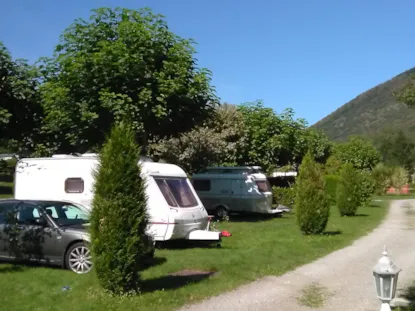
[[336, 163, 363, 216], [324, 155, 342, 175], [324, 174, 340, 205], [295, 151, 330, 234], [390, 166, 409, 193], [356, 169, 375, 206], [90, 122, 154, 295], [372, 163, 393, 195], [272, 186, 296, 207]]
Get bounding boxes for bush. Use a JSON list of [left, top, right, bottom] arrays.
[[356, 169, 375, 206], [90, 122, 154, 295], [324, 174, 340, 205], [295, 152, 330, 235], [272, 186, 296, 207], [390, 166, 409, 193], [372, 163, 393, 195], [336, 163, 364, 216]]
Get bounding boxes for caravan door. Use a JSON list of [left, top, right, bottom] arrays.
[[230, 179, 247, 212]]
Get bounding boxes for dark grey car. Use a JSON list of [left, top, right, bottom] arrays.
[[0, 199, 92, 274]]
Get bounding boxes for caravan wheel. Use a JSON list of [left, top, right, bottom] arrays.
[[216, 206, 228, 220]]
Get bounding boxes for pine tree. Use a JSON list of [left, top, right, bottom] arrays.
[[90, 121, 154, 295], [295, 151, 330, 234]]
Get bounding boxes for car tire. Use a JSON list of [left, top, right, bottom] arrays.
[[216, 206, 228, 220], [65, 242, 93, 274]]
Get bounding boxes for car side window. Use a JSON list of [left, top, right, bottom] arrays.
[[16, 204, 41, 225], [0, 202, 17, 225]]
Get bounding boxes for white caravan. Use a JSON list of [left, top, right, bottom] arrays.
[[14, 154, 220, 243], [191, 166, 285, 218]]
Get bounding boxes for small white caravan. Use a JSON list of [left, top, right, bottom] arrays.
[[191, 166, 284, 218], [14, 154, 220, 243]]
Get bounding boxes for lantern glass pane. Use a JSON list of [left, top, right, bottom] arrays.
[[382, 275, 392, 300], [374, 274, 381, 297]]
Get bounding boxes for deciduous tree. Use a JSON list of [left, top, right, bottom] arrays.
[[0, 42, 42, 153], [38, 7, 218, 155], [334, 136, 381, 170]]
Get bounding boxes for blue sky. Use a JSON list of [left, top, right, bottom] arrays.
[[1, 0, 414, 125]]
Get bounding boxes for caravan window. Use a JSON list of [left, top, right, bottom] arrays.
[[155, 178, 198, 208], [65, 178, 84, 193], [255, 180, 271, 193], [193, 179, 211, 191]]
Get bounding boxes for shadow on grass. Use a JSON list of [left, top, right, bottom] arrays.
[[142, 271, 216, 293], [323, 230, 342, 236], [227, 213, 286, 223], [0, 263, 27, 273], [341, 214, 369, 217], [399, 285, 415, 310], [156, 240, 222, 250]]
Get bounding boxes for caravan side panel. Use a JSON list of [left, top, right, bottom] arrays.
[[14, 158, 97, 209]]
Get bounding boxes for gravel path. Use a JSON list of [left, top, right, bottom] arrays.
[[179, 200, 415, 311]]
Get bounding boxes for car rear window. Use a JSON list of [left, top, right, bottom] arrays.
[[255, 180, 271, 193], [155, 178, 198, 208]]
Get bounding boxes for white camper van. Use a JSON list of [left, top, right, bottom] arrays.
[[14, 154, 220, 243], [191, 166, 285, 218]]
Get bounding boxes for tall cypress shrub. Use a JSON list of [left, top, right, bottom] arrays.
[[295, 152, 330, 234], [90, 121, 154, 295], [336, 163, 361, 216]]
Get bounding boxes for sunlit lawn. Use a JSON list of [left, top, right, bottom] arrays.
[[0, 201, 388, 311]]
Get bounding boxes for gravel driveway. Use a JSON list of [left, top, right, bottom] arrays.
[[179, 200, 415, 311]]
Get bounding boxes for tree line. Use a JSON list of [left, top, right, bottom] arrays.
[[1, 6, 414, 176]]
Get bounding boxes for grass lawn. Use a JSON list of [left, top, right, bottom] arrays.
[[0, 202, 388, 311]]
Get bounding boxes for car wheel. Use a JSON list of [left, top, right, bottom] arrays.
[[65, 242, 93, 274], [216, 206, 228, 220]]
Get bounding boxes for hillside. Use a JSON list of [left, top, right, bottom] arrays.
[[313, 67, 415, 141]]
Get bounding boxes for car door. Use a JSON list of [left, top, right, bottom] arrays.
[[13, 202, 60, 263], [0, 201, 19, 259]]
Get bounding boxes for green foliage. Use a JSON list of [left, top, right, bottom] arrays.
[[372, 128, 415, 174], [334, 136, 381, 170], [315, 67, 415, 141], [396, 74, 415, 108], [323, 155, 343, 175], [236, 101, 332, 172], [37, 7, 218, 155], [390, 166, 409, 192], [272, 186, 296, 207], [295, 152, 329, 234], [90, 121, 154, 295], [324, 174, 340, 205], [356, 169, 376, 206], [150, 103, 246, 173], [372, 163, 394, 195], [0, 42, 43, 153], [336, 163, 370, 216]]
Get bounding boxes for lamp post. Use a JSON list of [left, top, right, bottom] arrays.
[[373, 246, 402, 311]]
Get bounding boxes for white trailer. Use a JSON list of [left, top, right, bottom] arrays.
[[191, 166, 286, 218], [14, 154, 220, 243]]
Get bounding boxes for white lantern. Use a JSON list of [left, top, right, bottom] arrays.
[[373, 246, 402, 311]]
